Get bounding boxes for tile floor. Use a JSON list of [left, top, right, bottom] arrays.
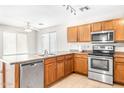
[[51, 73, 124, 88]]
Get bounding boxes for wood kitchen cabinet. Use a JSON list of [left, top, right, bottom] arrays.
[[67, 26, 78, 42], [56, 56, 65, 80], [91, 22, 102, 32], [102, 20, 114, 30], [78, 24, 91, 42], [113, 19, 124, 42], [44, 57, 57, 87], [0, 62, 3, 88], [114, 57, 124, 84], [64, 54, 73, 76], [74, 54, 88, 75]]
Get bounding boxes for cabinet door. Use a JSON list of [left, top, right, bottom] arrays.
[[114, 62, 124, 84], [44, 60, 56, 87], [91, 22, 102, 32], [56, 60, 64, 80], [74, 58, 83, 74], [114, 19, 124, 42], [70, 58, 74, 73], [64, 59, 71, 76], [82, 58, 88, 75], [78, 24, 91, 42], [64, 55, 73, 76], [74, 57, 88, 75], [67, 26, 78, 42], [0, 62, 2, 88], [102, 20, 114, 30]]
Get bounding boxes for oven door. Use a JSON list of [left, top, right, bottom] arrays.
[[91, 31, 114, 43], [88, 56, 113, 75]]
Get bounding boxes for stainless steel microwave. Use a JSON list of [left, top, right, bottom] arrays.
[[91, 31, 114, 43]]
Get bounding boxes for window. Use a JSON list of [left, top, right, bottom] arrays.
[[41, 32, 57, 54], [17, 34, 28, 54], [3, 32, 16, 55], [3, 32, 28, 55]]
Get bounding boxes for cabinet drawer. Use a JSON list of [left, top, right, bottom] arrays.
[[44, 57, 56, 65], [74, 54, 88, 59], [57, 56, 65, 61], [114, 57, 124, 63]]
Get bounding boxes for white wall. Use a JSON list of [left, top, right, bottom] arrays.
[[37, 25, 69, 53], [0, 24, 37, 56], [27, 31, 37, 54]]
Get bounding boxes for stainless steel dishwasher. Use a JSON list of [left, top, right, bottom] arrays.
[[20, 60, 44, 88]]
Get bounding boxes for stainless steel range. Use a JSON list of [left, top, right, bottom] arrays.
[[88, 45, 114, 85]]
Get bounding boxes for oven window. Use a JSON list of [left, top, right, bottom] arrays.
[[91, 59, 109, 71]]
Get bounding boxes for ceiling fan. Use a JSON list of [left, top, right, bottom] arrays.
[[24, 22, 41, 32]]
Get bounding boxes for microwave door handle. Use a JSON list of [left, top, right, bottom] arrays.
[[108, 33, 110, 40]]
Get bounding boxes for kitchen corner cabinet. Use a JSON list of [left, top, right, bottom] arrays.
[[67, 26, 78, 42], [64, 54, 73, 76], [0, 62, 3, 88], [56, 56, 65, 80], [102, 20, 114, 30], [114, 57, 124, 84], [91, 22, 102, 32], [78, 24, 91, 42], [44, 58, 57, 87], [74, 54, 88, 75], [113, 19, 124, 42]]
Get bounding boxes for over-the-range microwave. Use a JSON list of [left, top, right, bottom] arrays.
[[91, 31, 114, 43]]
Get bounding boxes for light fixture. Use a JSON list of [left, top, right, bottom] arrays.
[[24, 22, 32, 32], [79, 6, 90, 12], [63, 5, 76, 15]]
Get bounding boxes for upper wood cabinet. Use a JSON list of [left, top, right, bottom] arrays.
[[91, 20, 114, 31], [67, 18, 124, 42], [102, 20, 114, 30], [91, 22, 102, 32], [67, 26, 78, 42], [78, 24, 91, 42], [113, 19, 124, 42]]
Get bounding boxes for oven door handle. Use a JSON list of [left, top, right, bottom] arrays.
[[89, 56, 112, 60]]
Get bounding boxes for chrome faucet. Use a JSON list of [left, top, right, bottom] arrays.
[[44, 49, 49, 56]]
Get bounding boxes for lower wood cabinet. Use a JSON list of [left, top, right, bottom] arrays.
[[74, 54, 88, 75], [114, 57, 124, 84], [0, 62, 3, 88], [44, 57, 57, 87], [56, 56, 65, 80], [64, 54, 73, 76]]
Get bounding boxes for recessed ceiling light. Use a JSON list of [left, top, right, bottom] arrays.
[[38, 23, 44, 25]]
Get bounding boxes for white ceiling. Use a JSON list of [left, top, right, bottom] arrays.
[[0, 5, 124, 30]]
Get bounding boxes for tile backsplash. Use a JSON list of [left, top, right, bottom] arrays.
[[115, 43, 124, 52], [68, 42, 92, 51], [68, 42, 124, 52]]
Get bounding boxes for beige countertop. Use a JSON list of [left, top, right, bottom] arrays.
[[0, 51, 90, 65]]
